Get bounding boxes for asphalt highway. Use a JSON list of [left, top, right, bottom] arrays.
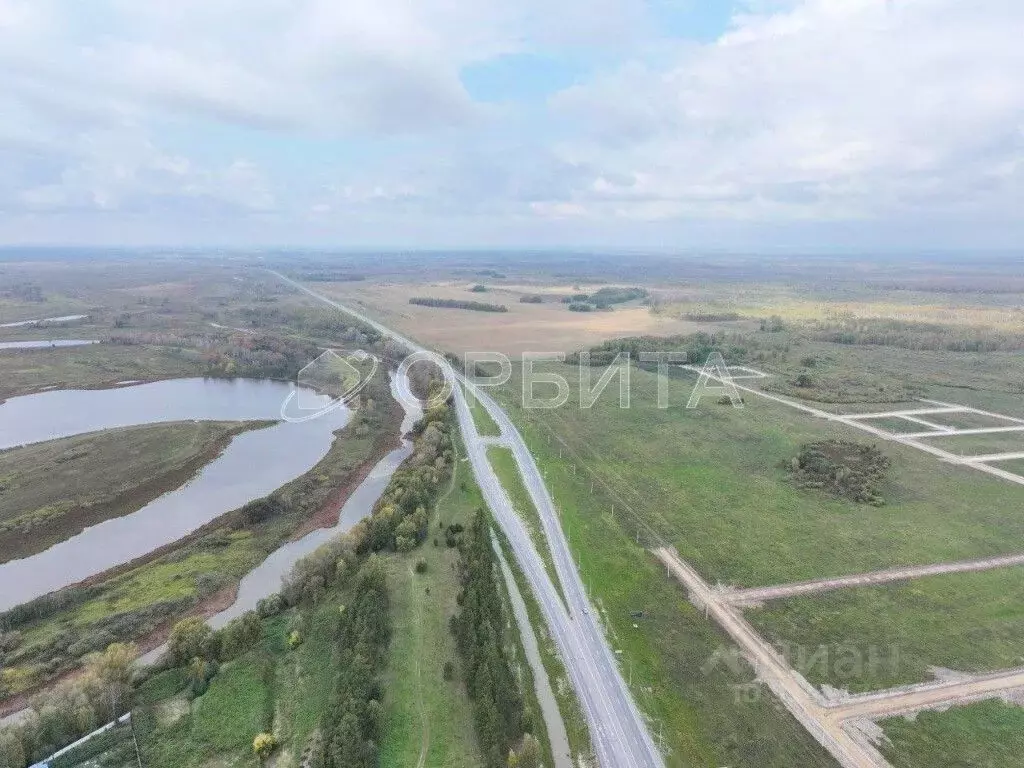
[[271, 272, 664, 768]]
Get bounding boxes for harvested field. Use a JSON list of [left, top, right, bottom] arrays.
[[316, 281, 698, 355]]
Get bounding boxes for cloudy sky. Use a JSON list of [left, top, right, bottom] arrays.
[[1, 0, 1021, 249]]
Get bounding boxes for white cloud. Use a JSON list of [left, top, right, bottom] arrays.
[[552, 0, 1024, 225], [0, 0, 1022, 246]]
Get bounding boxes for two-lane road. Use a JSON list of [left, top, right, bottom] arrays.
[[272, 272, 663, 768]]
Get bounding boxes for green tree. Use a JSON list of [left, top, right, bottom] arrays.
[[168, 617, 213, 666]]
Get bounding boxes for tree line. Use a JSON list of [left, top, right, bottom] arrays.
[[451, 511, 540, 768], [409, 298, 508, 313]]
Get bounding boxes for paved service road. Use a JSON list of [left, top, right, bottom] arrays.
[[272, 272, 664, 768]]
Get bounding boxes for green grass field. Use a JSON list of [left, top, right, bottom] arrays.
[[923, 410, 1022, 430], [859, 417, 933, 434], [921, 430, 1024, 457], [0, 344, 211, 401], [995, 458, 1024, 476], [746, 567, 1024, 692], [378, 439, 481, 768], [493, 376, 841, 767], [881, 700, 1024, 768], [0, 421, 262, 563], [135, 614, 289, 768], [494, 363, 1024, 587]]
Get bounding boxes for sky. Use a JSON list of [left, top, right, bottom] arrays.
[[0, 0, 1022, 250]]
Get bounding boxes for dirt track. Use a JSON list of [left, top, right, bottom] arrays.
[[654, 547, 891, 768], [724, 552, 1024, 605], [824, 667, 1024, 721]]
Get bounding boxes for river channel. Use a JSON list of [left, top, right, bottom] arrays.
[[0, 377, 352, 611]]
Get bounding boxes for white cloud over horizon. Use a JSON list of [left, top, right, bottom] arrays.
[[0, 0, 1021, 249]]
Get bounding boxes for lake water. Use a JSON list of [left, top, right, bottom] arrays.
[[0, 339, 98, 350], [0, 314, 88, 328], [0, 377, 352, 611], [207, 371, 422, 627]]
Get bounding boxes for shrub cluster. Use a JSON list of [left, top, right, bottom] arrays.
[[789, 440, 891, 505], [0, 643, 136, 768]]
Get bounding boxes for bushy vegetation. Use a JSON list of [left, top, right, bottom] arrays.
[[0, 643, 136, 767], [409, 298, 508, 313], [684, 311, 741, 322], [567, 302, 597, 312], [450, 510, 534, 768], [789, 440, 891, 505], [359, 400, 455, 553]]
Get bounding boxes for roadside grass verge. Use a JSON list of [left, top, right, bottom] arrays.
[[463, 384, 501, 437], [745, 566, 1024, 692], [880, 699, 1024, 768], [0, 420, 267, 564], [996, 458, 1024, 476], [486, 445, 569, 610]]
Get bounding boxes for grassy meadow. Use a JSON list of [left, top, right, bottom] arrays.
[[492, 362, 1024, 587], [880, 700, 1024, 768], [489, 379, 841, 767], [746, 566, 1024, 692]]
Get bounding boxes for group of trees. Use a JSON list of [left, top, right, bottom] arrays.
[[409, 297, 508, 313], [804, 316, 1024, 352], [561, 286, 647, 311], [0, 643, 136, 768], [450, 511, 535, 768], [684, 311, 741, 322], [311, 558, 391, 768], [790, 440, 891, 506], [359, 402, 454, 554]]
